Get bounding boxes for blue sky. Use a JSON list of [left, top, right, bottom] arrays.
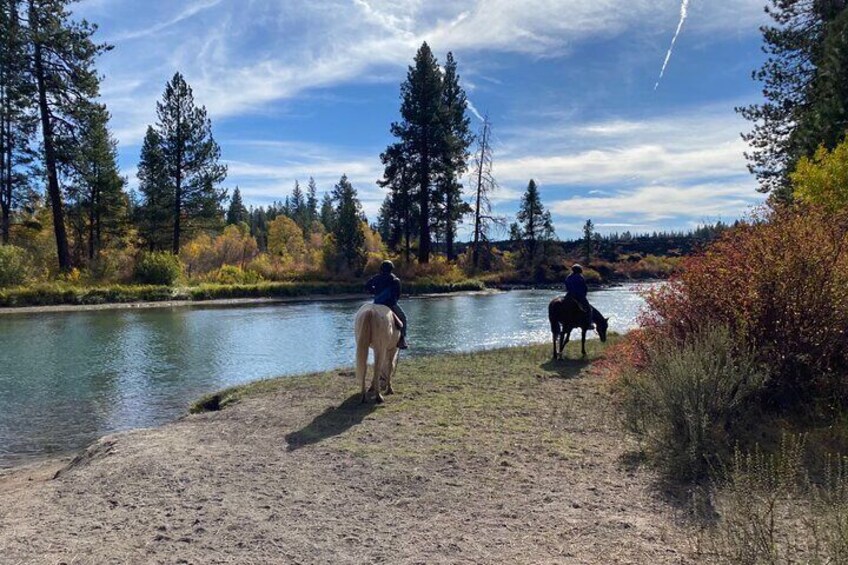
[[76, 0, 770, 239]]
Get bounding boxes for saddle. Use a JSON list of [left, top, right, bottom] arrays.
[[564, 293, 588, 313]]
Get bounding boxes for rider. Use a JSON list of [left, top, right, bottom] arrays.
[[565, 264, 595, 330], [365, 260, 408, 349]]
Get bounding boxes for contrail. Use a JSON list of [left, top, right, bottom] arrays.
[[654, 0, 690, 90], [466, 99, 485, 123]]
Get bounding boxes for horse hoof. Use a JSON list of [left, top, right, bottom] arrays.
[[375, 394, 385, 404], [386, 387, 394, 395]]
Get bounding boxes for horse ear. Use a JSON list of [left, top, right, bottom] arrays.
[[605, 317, 610, 322]]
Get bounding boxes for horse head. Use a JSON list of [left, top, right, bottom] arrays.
[[596, 315, 610, 342]]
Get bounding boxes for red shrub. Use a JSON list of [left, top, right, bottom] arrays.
[[640, 206, 848, 405]]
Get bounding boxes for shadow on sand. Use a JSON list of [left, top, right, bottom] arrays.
[[539, 357, 592, 379], [285, 393, 377, 451]]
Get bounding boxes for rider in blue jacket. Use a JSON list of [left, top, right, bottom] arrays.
[[365, 260, 408, 349], [565, 264, 595, 330]]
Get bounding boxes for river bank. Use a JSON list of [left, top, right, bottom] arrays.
[[0, 289, 502, 316], [0, 279, 485, 310], [0, 343, 692, 564]]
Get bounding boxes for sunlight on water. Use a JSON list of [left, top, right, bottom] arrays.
[[0, 285, 652, 466]]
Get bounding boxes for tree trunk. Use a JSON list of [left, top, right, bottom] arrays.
[[445, 189, 454, 261], [87, 184, 96, 260], [31, 8, 71, 271], [173, 103, 182, 255], [417, 153, 430, 264], [1, 100, 9, 245]]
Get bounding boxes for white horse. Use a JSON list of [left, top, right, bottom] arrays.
[[354, 303, 402, 404]]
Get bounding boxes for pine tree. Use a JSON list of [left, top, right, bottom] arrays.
[[378, 141, 416, 261], [248, 205, 268, 251], [319, 192, 335, 232], [376, 194, 394, 247], [65, 103, 127, 260], [798, 8, 848, 159], [306, 177, 319, 227], [0, 0, 35, 244], [582, 219, 594, 263], [289, 180, 308, 233], [330, 174, 365, 273], [434, 51, 473, 261], [515, 179, 555, 267], [738, 0, 848, 200], [387, 42, 444, 263], [136, 126, 172, 251], [226, 186, 247, 225], [152, 72, 227, 254], [27, 0, 108, 270]]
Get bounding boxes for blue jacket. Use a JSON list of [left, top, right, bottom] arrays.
[[365, 272, 401, 307], [565, 273, 588, 299]]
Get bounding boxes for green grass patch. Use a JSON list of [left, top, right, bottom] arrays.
[[191, 340, 615, 464]]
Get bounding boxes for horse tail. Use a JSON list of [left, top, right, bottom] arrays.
[[355, 308, 373, 385]]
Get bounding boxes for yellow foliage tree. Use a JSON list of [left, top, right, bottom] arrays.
[[180, 223, 259, 278], [791, 139, 848, 211], [267, 216, 306, 266]]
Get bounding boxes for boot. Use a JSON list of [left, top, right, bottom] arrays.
[[397, 335, 409, 350]]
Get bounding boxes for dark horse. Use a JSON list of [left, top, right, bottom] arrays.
[[548, 296, 609, 359]]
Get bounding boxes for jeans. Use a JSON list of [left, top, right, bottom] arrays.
[[389, 304, 407, 337]]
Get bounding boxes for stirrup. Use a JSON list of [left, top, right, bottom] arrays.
[[397, 336, 409, 350]]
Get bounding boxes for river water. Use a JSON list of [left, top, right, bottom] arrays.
[[0, 285, 651, 467]]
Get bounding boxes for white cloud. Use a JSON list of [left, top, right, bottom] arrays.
[[78, 0, 767, 146], [550, 181, 758, 222]]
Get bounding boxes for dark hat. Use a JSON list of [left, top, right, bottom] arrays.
[[571, 264, 583, 273], [381, 260, 395, 273]]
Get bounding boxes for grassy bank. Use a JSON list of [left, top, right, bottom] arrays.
[[191, 341, 614, 459], [0, 278, 485, 308]]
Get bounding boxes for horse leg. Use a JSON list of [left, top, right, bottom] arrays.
[[581, 329, 587, 358], [561, 330, 570, 359], [385, 348, 398, 395], [372, 349, 384, 404], [357, 343, 370, 404], [551, 329, 558, 360]]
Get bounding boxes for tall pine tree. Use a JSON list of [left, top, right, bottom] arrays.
[[738, 0, 848, 200], [387, 42, 443, 263], [434, 51, 472, 261], [27, 0, 108, 270], [136, 126, 172, 251], [0, 0, 35, 244], [65, 103, 127, 260], [147, 72, 227, 254], [378, 141, 416, 261]]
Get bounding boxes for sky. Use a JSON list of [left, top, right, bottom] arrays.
[[75, 0, 771, 240]]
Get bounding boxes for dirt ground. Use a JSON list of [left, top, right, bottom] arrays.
[[0, 344, 696, 564]]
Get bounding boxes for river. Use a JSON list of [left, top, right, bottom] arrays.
[[0, 284, 651, 467]]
